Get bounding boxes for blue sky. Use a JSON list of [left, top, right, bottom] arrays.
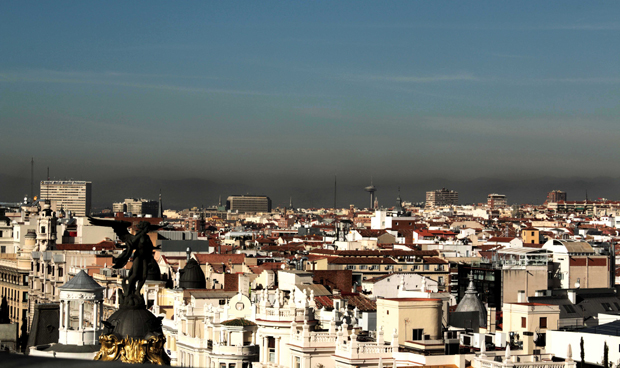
[[2, 1, 620, 190]]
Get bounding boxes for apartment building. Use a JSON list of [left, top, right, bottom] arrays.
[[425, 188, 458, 208], [226, 195, 272, 213], [40, 180, 92, 217]]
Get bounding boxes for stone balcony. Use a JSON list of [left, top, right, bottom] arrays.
[[474, 349, 577, 368], [255, 305, 310, 323], [176, 332, 211, 350], [336, 340, 394, 359], [211, 343, 258, 356]]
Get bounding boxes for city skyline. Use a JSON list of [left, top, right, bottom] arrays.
[[2, 2, 620, 193]]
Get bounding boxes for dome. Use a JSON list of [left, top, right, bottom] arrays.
[[59, 269, 104, 292], [179, 258, 206, 289], [146, 260, 162, 281], [25, 229, 37, 239], [105, 306, 163, 339], [455, 273, 487, 328]]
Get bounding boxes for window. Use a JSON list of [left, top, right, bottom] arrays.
[[295, 356, 301, 368], [219, 299, 226, 305], [521, 317, 527, 328], [41, 226, 45, 234], [0, 246, 5, 254], [411, 328, 423, 340], [424, 264, 429, 271], [540, 317, 547, 329]]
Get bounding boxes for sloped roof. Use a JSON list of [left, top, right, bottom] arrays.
[[59, 269, 104, 291], [221, 318, 256, 327], [314, 292, 376, 312]]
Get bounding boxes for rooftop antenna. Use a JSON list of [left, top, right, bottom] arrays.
[[334, 175, 337, 210], [30, 157, 34, 202], [45, 166, 50, 201]]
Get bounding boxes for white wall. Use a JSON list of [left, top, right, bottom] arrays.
[[548, 330, 620, 366]]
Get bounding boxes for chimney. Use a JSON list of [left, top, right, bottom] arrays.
[[517, 290, 526, 303], [567, 289, 577, 304]]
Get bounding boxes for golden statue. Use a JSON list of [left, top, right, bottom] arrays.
[[146, 335, 171, 365], [120, 338, 148, 363], [94, 334, 121, 361], [89, 217, 170, 365]]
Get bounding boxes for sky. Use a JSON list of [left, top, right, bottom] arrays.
[[1, 2, 620, 207]]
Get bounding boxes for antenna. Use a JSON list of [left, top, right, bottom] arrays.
[[30, 157, 34, 202], [334, 175, 337, 210]]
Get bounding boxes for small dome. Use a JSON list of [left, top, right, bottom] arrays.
[[105, 307, 163, 339], [25, 229, 37, 239], [455, 273, 487, 328], [179, 258, 206, 289]]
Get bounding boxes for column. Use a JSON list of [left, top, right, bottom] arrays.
[[64, 300, 70, 329], [59, 301, 64, 329], [227, 331, 232, 346], [259, 336, 265, 363], [93, 301, 99, 330], [252, 331, 256, 345], [99, 300, 103, 327], [78, 300, 84, 330]]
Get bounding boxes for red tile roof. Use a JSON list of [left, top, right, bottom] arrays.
[[56, 241, 116, 251]]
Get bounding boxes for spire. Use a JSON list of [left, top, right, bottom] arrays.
[[465, 272, 477, 294]]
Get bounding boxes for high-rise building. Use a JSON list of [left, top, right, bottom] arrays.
[[112, 198, 158, 217], [487, 193, 507, 208], [226, 195, 272, 213], [40, 180, 92, 217], [547, 190, 567, 203], [425, 188, 458, 208]]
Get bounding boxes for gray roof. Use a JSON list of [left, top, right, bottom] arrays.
[[581, 319, 620, 336], [455, 273, 487, 328], [529, 288, 620, 326], [59, 269, 104, 291], [160, 240, 211, 253]]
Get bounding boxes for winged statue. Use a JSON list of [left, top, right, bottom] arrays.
[[88, 216, 162, 303]]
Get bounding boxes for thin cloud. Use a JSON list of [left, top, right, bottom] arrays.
[[343, 73, 479, 83], [330, 22, 620, 32], [0, 70, 276, 96]]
